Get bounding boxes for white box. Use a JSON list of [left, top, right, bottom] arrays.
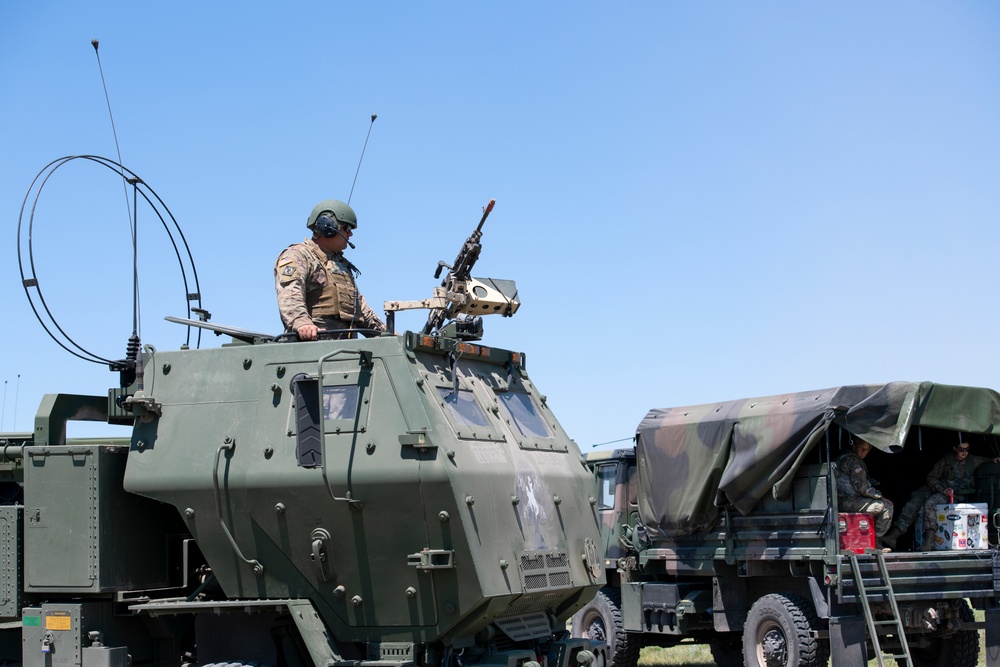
[[934, 503, 989, 550]]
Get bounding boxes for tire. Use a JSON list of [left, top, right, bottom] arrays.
[[743, 593, 829, 667], [709, 634, 744, 667], [570, 587, 641, 667], [903, 599, 979, 667]]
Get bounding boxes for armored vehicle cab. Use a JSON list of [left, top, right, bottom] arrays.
[[0, 328, 605, 667]]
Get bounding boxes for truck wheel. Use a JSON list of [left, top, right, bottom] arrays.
[[743, 593, 828, 667], [904, 600, 979, 667], [570, 587, 640, 667]]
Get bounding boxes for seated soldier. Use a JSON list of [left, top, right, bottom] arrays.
[[835, 438, 894, 551], [911, 439, 999, 550]]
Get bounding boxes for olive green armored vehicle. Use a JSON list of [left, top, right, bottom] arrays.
[[1, 200, 606, 667], [572, 382, 1000, 667]]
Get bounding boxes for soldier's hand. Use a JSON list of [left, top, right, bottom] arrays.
[[297, 323, 319, 341]]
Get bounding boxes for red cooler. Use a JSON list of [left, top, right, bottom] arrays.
[[838, 513, 877, 553]]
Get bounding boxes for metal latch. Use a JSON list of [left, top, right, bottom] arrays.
[[407, 549, 454, 570], [399, 430, 435, 450]]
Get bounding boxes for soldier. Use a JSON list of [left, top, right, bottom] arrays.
[[908, 440, 998, 551], [275, 199, 386, 341], [835, 438, 894, 549]]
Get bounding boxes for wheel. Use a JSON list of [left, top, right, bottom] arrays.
[[570, 587, 641, 667], [743, 593, 828, 667], [903, 599, 979, 667], [709, 634, 744, 667]]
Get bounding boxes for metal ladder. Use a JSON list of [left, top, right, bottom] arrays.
[[848, 550, 912, 667]]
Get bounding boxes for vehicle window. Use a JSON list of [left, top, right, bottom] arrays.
[[598, 464, 617, 510], [499, 392, 553, 438], [323, 385, 360, 420], [437, 387, 490, 428]]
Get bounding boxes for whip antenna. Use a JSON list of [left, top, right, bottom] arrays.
[[92, 39, 143, 387], [348, 114, 377, 205], [92, 39, 133, 237]]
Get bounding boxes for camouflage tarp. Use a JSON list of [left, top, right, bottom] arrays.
[[635, 381, 1000, 539]]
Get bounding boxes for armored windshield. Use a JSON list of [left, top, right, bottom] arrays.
[[437, 387, 491, 428], [499, 392, 552, 438]]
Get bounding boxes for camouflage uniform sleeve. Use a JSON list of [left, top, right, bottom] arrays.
[[849, 465, 881, 498], [926, 457, 948, 493], [274, 247, 314, 331], [356, 293, 386, 335]]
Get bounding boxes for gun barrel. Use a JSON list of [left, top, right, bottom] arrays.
[[476, 198, 496, 232]]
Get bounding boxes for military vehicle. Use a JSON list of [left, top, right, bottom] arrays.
[[571, 382, 1000, 667], [3, 194, 607, 667]]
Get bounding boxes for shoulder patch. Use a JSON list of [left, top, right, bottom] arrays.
[[277, 256, 294, 267], [281, 265, 296, 276]]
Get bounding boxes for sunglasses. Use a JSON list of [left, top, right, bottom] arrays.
[[956, 446, 970, 452]]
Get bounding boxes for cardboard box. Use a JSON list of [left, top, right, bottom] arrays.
[[934, 503, 988, 550]]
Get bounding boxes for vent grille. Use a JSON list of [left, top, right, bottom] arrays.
[[367, 643, 414, 661], [518, 549, 573, 591], [494, 612, 552, 641], [521, 555, 545, 571]]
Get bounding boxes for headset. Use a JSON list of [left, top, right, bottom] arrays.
[[314, 214, 356, 249], [314, 214, 340, 238]]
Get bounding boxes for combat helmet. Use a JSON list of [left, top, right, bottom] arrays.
[[307, 199, 358, 236]]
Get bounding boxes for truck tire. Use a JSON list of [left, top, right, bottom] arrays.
[[570, 587, 640, 667], [904, 599, 979, 667], [743, 593, 828, 667]]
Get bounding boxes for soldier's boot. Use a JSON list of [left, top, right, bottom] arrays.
[[882, 526, 902, 550], [919, 529, 937, 551]]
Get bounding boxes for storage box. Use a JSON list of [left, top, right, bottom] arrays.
[[838, 512, 877, 553], [934, 503, 988, 550]]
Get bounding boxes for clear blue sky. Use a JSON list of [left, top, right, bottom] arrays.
[[2, 2, 999, 449]]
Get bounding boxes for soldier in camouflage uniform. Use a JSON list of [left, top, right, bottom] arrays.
[[275, 199, 385, 341], [835, 438, 894, 548], [905, 440, 998, 550]]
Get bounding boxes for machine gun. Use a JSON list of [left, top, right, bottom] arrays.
[[384, 199, 519, 340]]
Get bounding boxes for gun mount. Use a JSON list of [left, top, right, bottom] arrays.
[[384, 199, 520, 340]]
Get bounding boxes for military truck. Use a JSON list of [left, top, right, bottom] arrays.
[[571, 382, 1000, 667], [1, 201, 606, 667]]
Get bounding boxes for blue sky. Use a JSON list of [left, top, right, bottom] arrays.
[[2, 2, 999, 448]]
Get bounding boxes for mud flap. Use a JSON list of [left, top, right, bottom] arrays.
[[986, 606, 1000, 667], [829, 615, 867, 666]]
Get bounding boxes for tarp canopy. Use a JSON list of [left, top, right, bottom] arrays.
[[636, 381, 1000, 539]]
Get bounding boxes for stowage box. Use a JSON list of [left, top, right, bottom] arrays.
[[23, 444, 173, 593]]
